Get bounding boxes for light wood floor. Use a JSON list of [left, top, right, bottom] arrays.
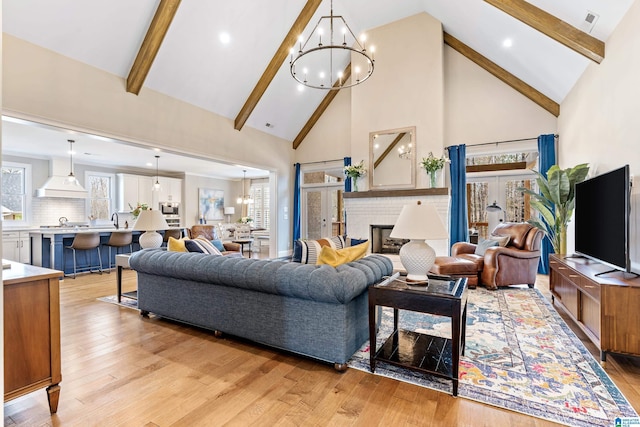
[[5, 264, 640, 426]]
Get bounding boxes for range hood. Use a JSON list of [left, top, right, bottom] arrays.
[[36, 158, 88, 198]]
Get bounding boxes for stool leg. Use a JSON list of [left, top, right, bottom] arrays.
[[97, 247, 103, 274], [107, 246, 112, 274], [72, 248, 77, 279]]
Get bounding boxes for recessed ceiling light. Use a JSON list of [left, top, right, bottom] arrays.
[[146, 162, 153, 167], [219, 32, 231, 44], [502, 38, 513, 48]]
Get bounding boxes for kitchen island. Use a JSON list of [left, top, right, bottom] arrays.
[[30, 228, 145, 275]]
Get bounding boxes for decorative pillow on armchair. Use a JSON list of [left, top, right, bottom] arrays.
[[474, 239, 499, 255], [489, 235, 510, 247], [292, 236, 346, 264]]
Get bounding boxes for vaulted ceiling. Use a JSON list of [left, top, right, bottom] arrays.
[[2, 0, 635, 170]]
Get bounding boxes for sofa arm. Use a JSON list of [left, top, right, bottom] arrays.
[[451, 242, 477, 256], [223, 242, 241, 252]]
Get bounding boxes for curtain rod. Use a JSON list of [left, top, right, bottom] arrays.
[[450, 134, 558, 149], [294, 158, 344, 166]]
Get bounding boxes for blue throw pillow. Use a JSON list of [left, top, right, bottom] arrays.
[[474, 239, 499, 255], [347, 237, 368, 247], [210, 239, 226, 252]]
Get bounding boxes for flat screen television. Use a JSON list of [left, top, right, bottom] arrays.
[[574, 165, 630, 272]]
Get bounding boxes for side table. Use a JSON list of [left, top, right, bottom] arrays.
[[232, 239, 253, 256], [115, 254, 136, 303], [368, 273, 468, 396]]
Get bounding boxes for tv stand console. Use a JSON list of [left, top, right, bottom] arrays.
[[549, 254, 640, 364]]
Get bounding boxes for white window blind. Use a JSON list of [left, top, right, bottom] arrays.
[[248, 179, 269, 229]]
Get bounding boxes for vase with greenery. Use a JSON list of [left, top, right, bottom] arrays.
[[344, 160, 367, 192], [519, 163, 589, 254], [129, 202, 149, 219], [420, 152, 448, 188]]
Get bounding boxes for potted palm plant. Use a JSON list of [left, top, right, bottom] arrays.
[[520, 163, 589, 254]]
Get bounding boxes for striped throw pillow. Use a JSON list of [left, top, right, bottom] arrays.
[[292, 236, 346, 264], [184, 237, 222, 255]]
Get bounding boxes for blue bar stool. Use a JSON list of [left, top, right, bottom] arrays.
[[65, 232, 103, 279]]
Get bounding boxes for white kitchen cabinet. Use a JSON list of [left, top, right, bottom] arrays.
[[2, 231, 31, 263], [157, 177, 182, 204], [117, 173, 154, 212]]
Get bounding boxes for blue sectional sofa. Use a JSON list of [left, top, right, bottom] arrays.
[[128, 249, 393, 370]]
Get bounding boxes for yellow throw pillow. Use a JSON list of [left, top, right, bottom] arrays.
[[316, 241, 370, 267], [167, 236, 188, 252]]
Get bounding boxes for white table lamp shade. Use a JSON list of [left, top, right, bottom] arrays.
[[390, 202, 448, 282], [224, 206, 235, 215], [133, 210, 169, 249]]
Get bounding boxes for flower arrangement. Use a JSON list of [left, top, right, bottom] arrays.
[[343, 160, 367, 179], [237, 216, 253, 224], [421, 152, 449, 188], [129, 202, 149, 219], [420, 152, 448, 173]]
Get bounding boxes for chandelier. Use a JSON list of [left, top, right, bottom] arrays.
[[398, 143, 413, 160], [236, 170, 254, 205], [290, 0, 374, 90]]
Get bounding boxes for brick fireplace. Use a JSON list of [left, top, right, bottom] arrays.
[[343, 189, 451, 256]]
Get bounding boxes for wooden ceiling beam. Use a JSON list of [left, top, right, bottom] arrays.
[[293, 63, 351, 149], [127, 0, 181, 95], [444, 33, 560, 117], [484, 0, 604, 64], [235, 0, 323, 131]]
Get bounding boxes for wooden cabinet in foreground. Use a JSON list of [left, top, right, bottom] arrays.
[[549, 254, 640, 363], [3, 260, 63, 413]]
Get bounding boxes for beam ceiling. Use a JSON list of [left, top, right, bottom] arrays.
[[444, 33, 560, 117], [234, 0, 323, 131], [126, 0, 181, 95], [484, 0, 605, 64]]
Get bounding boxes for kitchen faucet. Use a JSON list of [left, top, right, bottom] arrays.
[[111, 212, 119, 230]]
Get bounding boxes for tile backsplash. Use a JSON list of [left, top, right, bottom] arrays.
[[31, 198, 87, 226]]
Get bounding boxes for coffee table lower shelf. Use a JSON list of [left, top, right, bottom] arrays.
[[373, 329, 454, 385]]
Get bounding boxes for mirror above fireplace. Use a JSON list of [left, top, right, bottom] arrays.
[[369, 126, 416, 190]]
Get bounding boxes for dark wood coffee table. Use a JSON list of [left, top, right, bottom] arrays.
[[368, 274, 468, 396]]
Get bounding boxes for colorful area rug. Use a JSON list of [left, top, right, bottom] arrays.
[[97, 293, 138, 310], [349, 287, 638, 427]]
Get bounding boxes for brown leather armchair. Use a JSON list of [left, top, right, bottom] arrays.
[[188, 225, 241, 255], [451, 222, 543, 290]]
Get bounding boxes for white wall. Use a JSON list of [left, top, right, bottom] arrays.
[[444, 46, 558, 146], [2, 35, 293, 254], [183, 174, 241, 225], [559, 0, 640, 270], [352, 13, 444, 191]]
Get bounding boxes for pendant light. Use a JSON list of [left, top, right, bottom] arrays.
[[236, 170, 254, 204], [65, 139, 79, 185], [152, 155, 161, 192]]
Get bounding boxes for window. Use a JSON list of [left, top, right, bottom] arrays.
[[247, 179, 270, 229], [465, 143, 539, 240], [1, 162, 31, 224], [85, 172, 115, 220]]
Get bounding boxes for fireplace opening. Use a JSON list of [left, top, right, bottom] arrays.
[[370, 224, 409, 255]]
